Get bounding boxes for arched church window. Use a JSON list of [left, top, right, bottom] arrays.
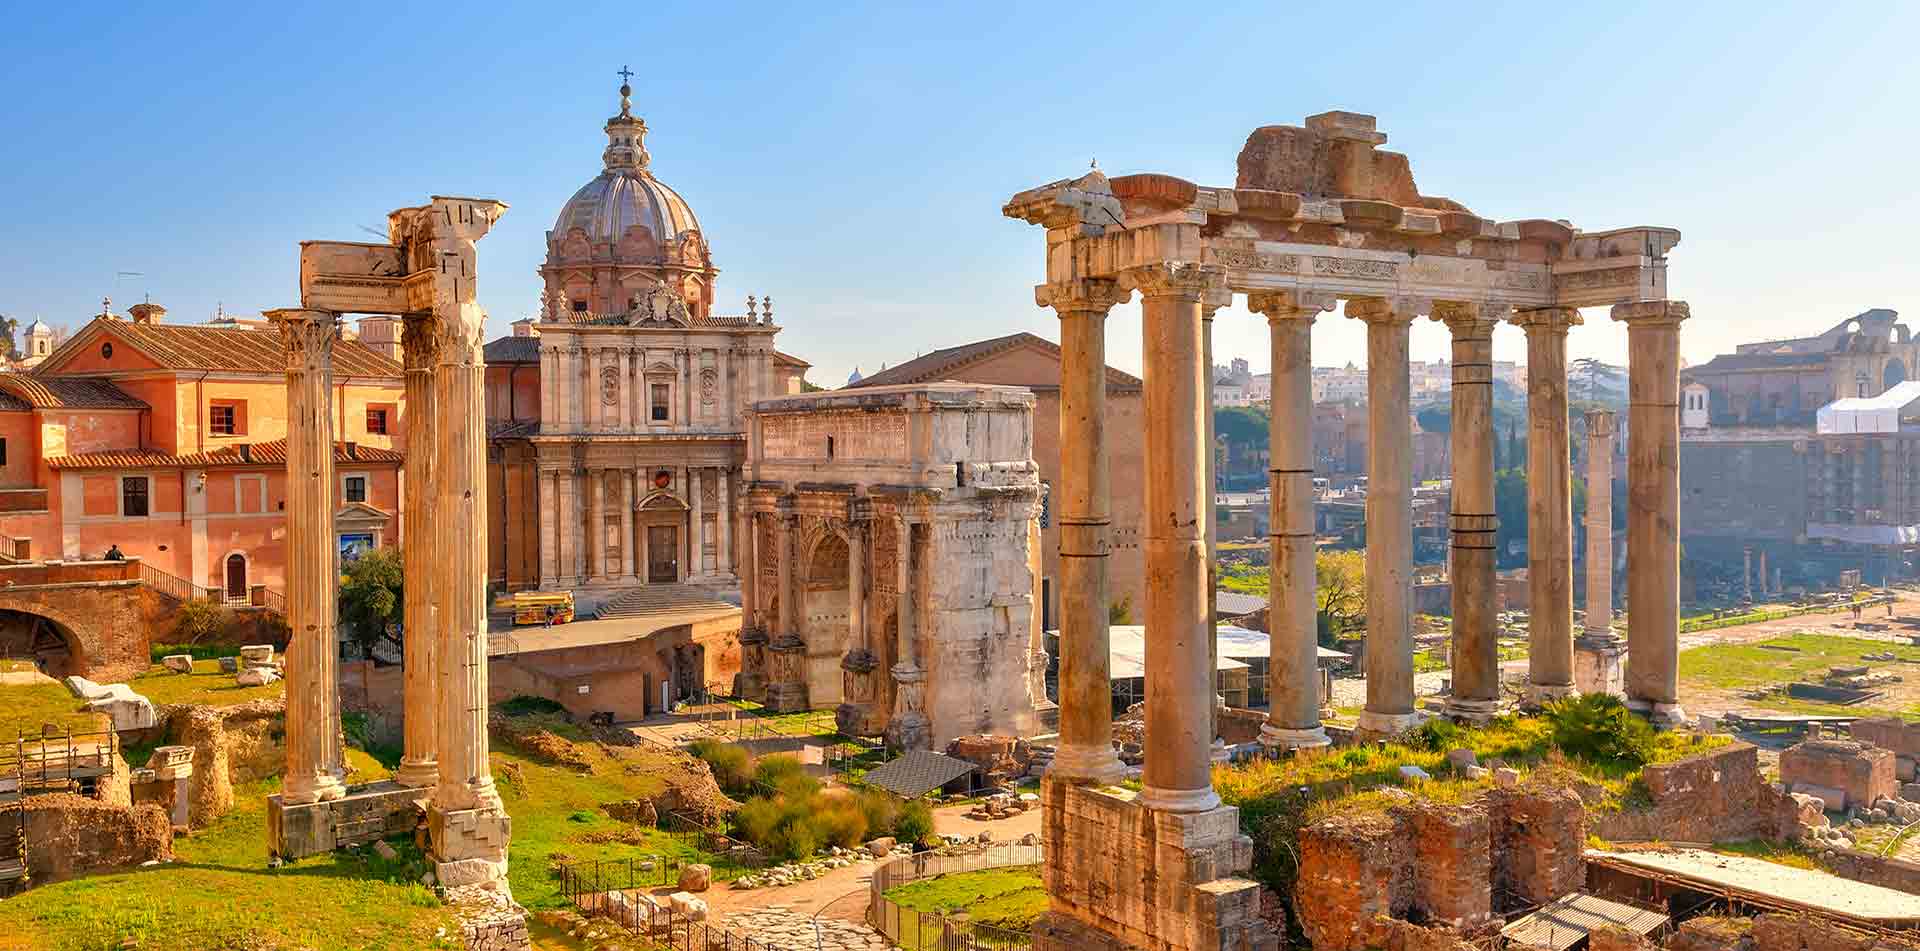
[[826, 436, 835, 459]]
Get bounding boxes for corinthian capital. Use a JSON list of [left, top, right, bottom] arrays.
[[1430, 301, 1510, 337], [1611, 299, 1689, 327], [1344, 296, 1428, 325], [1119, 262, 1229, 306], [266, 309, 339, 373], [1248, 290, 1338, 323], [401, 313, 441, 372], [1508, 306, 1582, 335], [1034, 278, 1129, 314]]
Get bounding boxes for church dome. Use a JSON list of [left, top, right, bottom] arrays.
[[550, 77, 700, 246], [554, 168, 699, 246]]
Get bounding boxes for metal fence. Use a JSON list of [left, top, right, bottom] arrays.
[[867, 843, 1044, 951], [659, 812, 769, 869], [555, 855, 687, 900]]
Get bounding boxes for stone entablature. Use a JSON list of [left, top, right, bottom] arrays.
[[740, 384, 1044, 749]]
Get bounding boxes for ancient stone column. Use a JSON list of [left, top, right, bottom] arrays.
[[738, 507, 768, 701], [690, 468, 705, 577], [1249, 291, 1331, 750], [268, 308, 347, 806], [1035, 278, 1128, 782], [1743, 547, 1754, 602], [587, 469, 606, 580], [557, 470, 578, 587], [619, 471, 636, 578], [1513, 307, 1580, 704], [1348, 296, 1422, 738], [395, 314, 440, 789], [538, 469, 558, 588], [837, 513, 882, 735], [767, 507, 808, 712], [885, 512, 930, 751], [1434, 302, 1503, 720], [1613, 300, 1689, 726], [1576, 408, 1624, 696], [1203, 306, 1220, 752], [400, 197, 512, 887], [1758, 548, 1770, 597], [717, 471, 732, 577], [1123, 262, 1227, 814]]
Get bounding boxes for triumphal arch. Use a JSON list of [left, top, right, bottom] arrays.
[[1006, 111, 1685, 951], [266, 196, 515, 909]]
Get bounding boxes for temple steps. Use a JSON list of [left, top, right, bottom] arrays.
[[594, 585, 730, 620]]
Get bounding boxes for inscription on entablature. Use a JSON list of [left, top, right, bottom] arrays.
[[1213, 244, 1300, 272], [1557, 267, 1639, 290], [1311, 256, 1397, 280], [1496, 270, 1546, 290], [761, 412, 909, 462]]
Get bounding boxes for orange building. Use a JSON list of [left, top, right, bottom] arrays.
[[0, 303, 406, 601]]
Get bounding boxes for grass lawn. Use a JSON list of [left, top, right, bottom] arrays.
[[1411, 649, 1450, 674], [128, 659, 285, 708], [0, 680, 107, 741], [1678, 633, 1920, 718], [0, 747, 458, 951], [883, 866, 1047, 932]]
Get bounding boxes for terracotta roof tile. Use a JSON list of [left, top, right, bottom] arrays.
[[47, 318, 402, 379], [846, 332, 1142, 390], [0, 374, 147, 409], [484, 336, 541, 364], [47, 439, 403, 471]]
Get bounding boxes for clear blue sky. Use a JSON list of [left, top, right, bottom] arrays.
[[3, 2, 1915, 386]]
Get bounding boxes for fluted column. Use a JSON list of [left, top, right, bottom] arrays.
[[717, 471, 733, 578], [268, 308, 347, 806], [837, 513, 881, 736], [1348, 296, 1422, 738], [1614, 300, 1689, 726], [619, 470, 636, 578], [1123, 262, 1227, 814], [1249, 291, 1332, 750], [1584, 410, 1617, 636], [1513, 307, 1580, 704], [395, 314, 440, 788], [885, 512, 929, 751], [557, 469, 578, 587], [1036, 278, 1128, 782], [689, 467, 705, 578], [1434, 303, 1504, 720], [538, 469, 558, 588]]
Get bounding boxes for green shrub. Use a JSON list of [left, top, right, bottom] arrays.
[[753, 754, 816, 796], [497, 695, 569, 718], [1545, 694, 1656, 769], [172, 597, 235, 645], [854, 788, 901, 837], [804, 797, 869, 850], [1409, 718, 1462, 753], [688, 739, 754, 795], [894, 799, 935, 848]]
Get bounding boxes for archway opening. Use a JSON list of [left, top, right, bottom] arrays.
[[0, 609, 85, 679], [224, 553, 248, 602], [801, 533, 851, 706]]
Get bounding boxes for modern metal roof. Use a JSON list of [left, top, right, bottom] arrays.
[[860, 750, 977, 799], [1501, 892, 1668, 951]]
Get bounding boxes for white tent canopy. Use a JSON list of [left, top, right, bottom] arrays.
[[1816, 380, 1920, 435]]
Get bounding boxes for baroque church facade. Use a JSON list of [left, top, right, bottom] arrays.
[[486, 82, 809, 594]]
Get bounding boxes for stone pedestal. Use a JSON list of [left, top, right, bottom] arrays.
[[267, 781, 424, 860], [835, 648, 886, 737], [1037, 778, 1277, 951], [884, 663, 931, 752], [736, 627, 769, 701], [1573, 635, 1626, 697], [765, 634, 810, 713]]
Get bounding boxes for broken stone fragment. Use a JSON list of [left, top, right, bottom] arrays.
[[162, 655, 195, 674]]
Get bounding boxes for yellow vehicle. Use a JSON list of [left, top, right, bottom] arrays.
[[505, 591, 574, 626]]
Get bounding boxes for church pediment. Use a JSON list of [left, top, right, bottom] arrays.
[[628, 286, 690, 328], [334, 501, 392, 531]]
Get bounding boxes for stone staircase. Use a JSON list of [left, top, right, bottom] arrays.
[[594, 584, 732, 621]]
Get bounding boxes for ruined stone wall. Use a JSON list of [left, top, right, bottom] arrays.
[[22, 793, 172, 886], [1400, 801, 1493, 928], [1666, 917, 1754, 951], [1296, 811, 1414, 951], [165, 698, 286, 827], [1823, 849, 1920, 896], [922, 507, 1041, 745], [1748, 914, 1920, 951], [1780, 739, 1897, 812], [1488, 784, 1585, 910], [1633, 743, 1772, 842], [1852, 717, 1920, 782], [0, 576, 155, 682]]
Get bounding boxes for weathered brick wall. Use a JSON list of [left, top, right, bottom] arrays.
[[1635, 743, 1771, 842], [22, 793, 172, 886], [165, 698, 286, 827], [1488, 784, 1585, 911], [1400, 801, 1492, 927], [0, 579, 154, 682], [1823, 849, 1920, 896], [1748, 914, 1920, 951], [1780, 739, 1897, 811], [1590, 925, 1658, 951], [1295, 812, 1413, 951], [1666, 917, 1754, 951]]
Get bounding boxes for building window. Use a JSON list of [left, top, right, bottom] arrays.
[[0, 438, 7, 466], [366, 407, 389, 435], [210, 404, 237, 436], [572, 300, 588, 313], [100, 342, 113, 360], [122, 476, 149, 517], [651, 383, 670, 422], [343, 476, 367, 503]]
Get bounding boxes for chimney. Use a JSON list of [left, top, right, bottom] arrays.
[[355, 316, 402, 361], [128, 302, 167, 325]]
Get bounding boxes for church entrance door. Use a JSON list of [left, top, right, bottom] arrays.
[[648, 525, 678, 583]]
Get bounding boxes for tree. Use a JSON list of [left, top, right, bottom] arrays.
[[0, 314, 17, 362], [1315, 550, 1365, 646], [1494, 468, 1529, 567], [339, 546, 404, 658]]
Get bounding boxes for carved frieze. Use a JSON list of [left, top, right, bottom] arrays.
[[1311, 256, 1397, 280]]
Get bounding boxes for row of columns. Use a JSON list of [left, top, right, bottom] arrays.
[[1042, 275, 1691, 803], [273, 197, 512, 885], [537, 465, 734, 587], [538, 343, 769, 432]]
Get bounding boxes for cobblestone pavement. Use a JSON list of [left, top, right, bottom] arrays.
[[725, 907, 893, 951]]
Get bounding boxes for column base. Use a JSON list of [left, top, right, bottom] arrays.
[[1136, 783, 1222, 814], [1047, 743, 1129, 784], [734, 671, 767, 703], [267, 781, 423, 860], [1573, 636, 1626, 697], [1259, 723, 1331, 751], [1209, 739, 1231, 765], [764, 681, 810, 714], [1649, 702, 1689, 729], [1354, 710, 1422, 740], [1525, 682, 1577, 707], [429, 801, 513, 888], [883, 711, 931, 753], [393, 759, 439, 790], [834, 701, 887, 738], [282, 772, 348, 807], [1441, 698, 1505, 724]]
